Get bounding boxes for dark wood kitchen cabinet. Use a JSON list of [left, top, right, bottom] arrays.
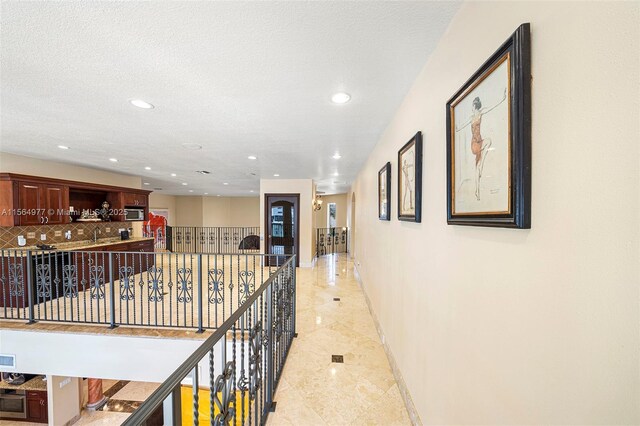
[[0, 173, 151, 226], [26, 390, 48, 423], [15, 181, 69, 226]]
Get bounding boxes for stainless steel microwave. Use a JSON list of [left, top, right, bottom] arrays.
[[124, 208, 145, 221]]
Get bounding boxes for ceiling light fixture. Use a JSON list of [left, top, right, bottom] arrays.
[[204, 193, 208, 195], [143, 182, 150, 185], [189, 190, 194, 193], [332, 153, 342, 160], [333, 172, 339, 177], [247, 155, 257, 160], [130, 99, 154, 109], [109, 158, 118, 162], [171, 173, 177, 177], [144, 166, 151, 170], [331, 92, 351, 104], [249, 190, 254, 193], [223, 182, 229, 185], [182, 182, 188, 186], [57, 145, 69, 150], [273, 174, 280, 177]]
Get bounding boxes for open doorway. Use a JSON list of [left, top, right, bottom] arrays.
[[264, 193, 300, 267]]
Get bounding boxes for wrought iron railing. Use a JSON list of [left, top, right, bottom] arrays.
[[0, 249, 289, 332], [121, 255, 296, 425], [167, 226, 260, 254], [316, 227, 349, 256]]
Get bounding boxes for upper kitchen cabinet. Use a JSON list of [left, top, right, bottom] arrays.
[[123, 192, 148, 207], [0, 173, 151, 226], [16, 181, 69, 225]]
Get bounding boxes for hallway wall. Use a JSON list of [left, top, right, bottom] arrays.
[[314, 193, 348, 228], [350, 2, 639, 424]]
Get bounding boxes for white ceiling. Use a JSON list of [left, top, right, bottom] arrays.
[[0, 1, 460, 196]]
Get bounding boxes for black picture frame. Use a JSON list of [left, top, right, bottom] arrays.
[[397, 131, 422, 223], [378, 162, 391, 221], [446, 23, 531, 229]]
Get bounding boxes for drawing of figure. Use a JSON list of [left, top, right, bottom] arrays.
[[402, 156, 414, 212], [456, 88, 507, 200]]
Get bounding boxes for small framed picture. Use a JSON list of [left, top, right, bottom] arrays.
[[378, 162, 391, 221], [446, 23, 531, 228], [397, 131, 422, 223]]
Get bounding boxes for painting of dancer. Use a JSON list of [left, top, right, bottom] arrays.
[[397, 131, 422, 222]]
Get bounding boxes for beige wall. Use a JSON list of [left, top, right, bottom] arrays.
[[260, 179, 314, 267], [315, 193, 348, 229], [47, 375, 81, 426], [351, 2, 639, 424], [148, 193, 177, 226], [168, 196, 260, 227], [0, 152, 141, 188], [175, 196, 203, 227]]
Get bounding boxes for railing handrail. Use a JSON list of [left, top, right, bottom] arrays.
[[121, 254, 296, 425]]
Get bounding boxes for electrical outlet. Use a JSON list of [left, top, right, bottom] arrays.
[[40, 234, 47, 241]]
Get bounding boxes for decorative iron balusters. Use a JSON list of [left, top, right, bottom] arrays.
[[238, 270, 255, 305], [177, 267, 193, 303], [119, 265, 135, 301], [35, 263, 51, 299], [8, 263, 24, 297], [239, 320, 262, 399], [62, 264, 78, 298], [213, 361, 236, 425], [88, 257, 105, 300], [208, 268, 224, 304], [147, 266, 164, 302]]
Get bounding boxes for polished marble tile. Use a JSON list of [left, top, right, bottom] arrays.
[[74, 409, 130, 425], [111, 381, 160, 402], [267, 254, 410, 425]]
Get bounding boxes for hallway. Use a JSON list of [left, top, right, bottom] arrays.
[[267, 254, 410, 425]]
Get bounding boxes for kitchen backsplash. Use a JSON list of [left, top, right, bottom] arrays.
[[0, 222, 134, 249]]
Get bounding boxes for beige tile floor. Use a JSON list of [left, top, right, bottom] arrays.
[[267, 253, 410, 425]]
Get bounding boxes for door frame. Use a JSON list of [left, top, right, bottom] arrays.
[[264, 193, 300, 267]]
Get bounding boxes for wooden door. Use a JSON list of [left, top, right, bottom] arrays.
[[44, 185, 69, 224], [264, 194, 299, 267], [18, 182, 43, 225]]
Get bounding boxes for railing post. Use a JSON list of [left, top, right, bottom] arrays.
[[196, 253, 204, 333], [292, 257, 297, 337], [108, 252, 117, 329], [265, 281, 275, 410], [25, 250, 35, 324]]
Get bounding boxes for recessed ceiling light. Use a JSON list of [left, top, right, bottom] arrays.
[[171, 173, 177, 177], [182, 182, 188, 186], [273, 174, 280, 177], [204, 193, 208, 195], [331, 92, 351, 104], [216, 195, 220, 197], [247, 155, 257, 160], [130, 99, 154, 109], [144, 166, 151, 170], [333, 172, 339, 177], [250, 190, 254, 193], [109, 158, 118, 162], [188, 190, 194, 193], [143, 182, 150, 185], [57, 145, 69, 150], [223, 182, 229, 185], [181, 143, 202, 150], [332, 153, 342, 159]]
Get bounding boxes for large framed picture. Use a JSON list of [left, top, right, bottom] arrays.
[[378, 162, 391, 220], [398, 131, 422, 222], [446, 23, 531, 229]]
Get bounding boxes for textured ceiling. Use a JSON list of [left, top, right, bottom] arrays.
[[0, 1, 460, 196]]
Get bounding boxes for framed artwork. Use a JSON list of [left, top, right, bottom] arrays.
[[446, 23, 531, 229], [397, 131, 422, 222], [378, 162, 391, 220]]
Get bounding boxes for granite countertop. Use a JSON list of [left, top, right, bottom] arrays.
[[10, 237, 154, 252], [0, 375, 47, 391]]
